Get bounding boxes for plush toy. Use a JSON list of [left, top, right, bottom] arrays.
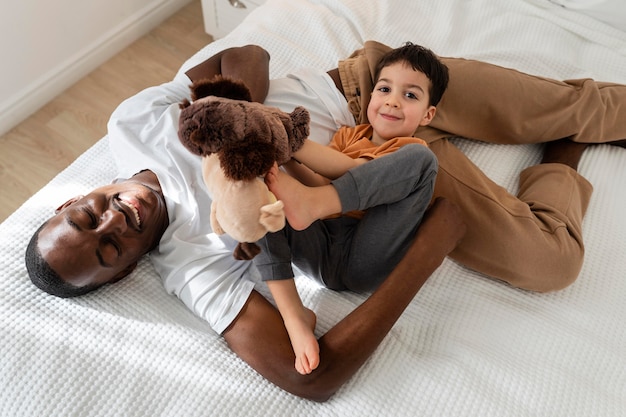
[[178, 76, 310, 260]]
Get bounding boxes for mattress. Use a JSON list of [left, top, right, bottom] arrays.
[[2, 0, 626, 415]]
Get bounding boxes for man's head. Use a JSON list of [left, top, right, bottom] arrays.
[[25, 170, 169, 297], [367, 42, 449, 142]]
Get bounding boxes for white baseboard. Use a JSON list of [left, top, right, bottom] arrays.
[[0, 0, 192, 137]]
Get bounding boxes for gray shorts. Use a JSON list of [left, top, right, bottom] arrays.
[[253, 144, 438, 292]]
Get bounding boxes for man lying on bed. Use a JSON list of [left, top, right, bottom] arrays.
[[25, 42, 626, 402]]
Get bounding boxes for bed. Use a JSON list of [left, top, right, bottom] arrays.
[[2, 0, 626, 415]]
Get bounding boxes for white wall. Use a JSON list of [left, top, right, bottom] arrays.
[[0, 0, 192, 136]]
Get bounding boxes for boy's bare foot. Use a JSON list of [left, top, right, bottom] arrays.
[[541, 138, 589, 171], [285, 307, 319, 375], [264, 164, 324, 230]]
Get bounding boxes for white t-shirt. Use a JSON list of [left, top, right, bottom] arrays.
[[107, 69, 354, 334]]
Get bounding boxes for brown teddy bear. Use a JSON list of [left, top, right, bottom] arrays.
[[178, 76, 310, 260]]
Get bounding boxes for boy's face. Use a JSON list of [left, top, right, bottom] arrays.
[[367, 62, 436, 143]]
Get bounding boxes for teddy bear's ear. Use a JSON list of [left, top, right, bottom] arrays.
[[178, 100, 224, 157], [190, 75, 252, 101], [178, 98, 236, 156], [179, 98, 191, 109], [288, 106, 310, 153]]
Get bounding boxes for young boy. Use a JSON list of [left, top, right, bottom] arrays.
[[254, 43, 449, 375]]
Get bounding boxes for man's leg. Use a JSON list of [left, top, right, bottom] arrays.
[[429, 139, 593, 292], [339, 41, 600, 291], [427, 58, 626, 145], [339, 40, 626, 145]]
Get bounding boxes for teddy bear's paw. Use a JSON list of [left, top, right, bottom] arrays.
[[233, 242, 261, 260]]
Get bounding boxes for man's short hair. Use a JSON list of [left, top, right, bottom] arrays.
[[25, 222, 98, 298]]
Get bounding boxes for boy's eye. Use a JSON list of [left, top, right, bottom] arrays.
[[378, 86, 390, 93], [405, 92, 418, 100]]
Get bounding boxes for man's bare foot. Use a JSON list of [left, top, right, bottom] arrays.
[[541, 138, 589, 171], [264, 164, 320, 230]]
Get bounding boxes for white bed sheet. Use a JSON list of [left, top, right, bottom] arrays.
[[2, 0, 626, 416]]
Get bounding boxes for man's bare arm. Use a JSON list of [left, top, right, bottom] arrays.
[[185, 44, 270, 103], [223, 198, 466, 402]]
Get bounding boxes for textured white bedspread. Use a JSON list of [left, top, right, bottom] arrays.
[[2, 0, 626, 416]]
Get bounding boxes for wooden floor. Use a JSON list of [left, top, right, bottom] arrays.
[[0, 1, 212, 223]]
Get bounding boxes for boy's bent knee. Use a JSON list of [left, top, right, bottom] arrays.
[[403, 143, 438, 167]]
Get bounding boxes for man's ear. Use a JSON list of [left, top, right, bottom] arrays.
[[55, 196, 84, 214], [111, 261, 138, 283], [420, 106, 437, 126]]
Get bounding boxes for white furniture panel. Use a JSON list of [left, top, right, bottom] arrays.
[[201, 0, 266, 38]]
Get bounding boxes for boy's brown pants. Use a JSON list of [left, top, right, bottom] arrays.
[[338, 40, 626, 291]]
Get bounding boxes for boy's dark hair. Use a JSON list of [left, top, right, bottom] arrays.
[[373, 42, 449, 107], [25, 222, 99, 298]]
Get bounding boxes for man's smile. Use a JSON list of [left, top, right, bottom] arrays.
[[119, 196, 143, 229]]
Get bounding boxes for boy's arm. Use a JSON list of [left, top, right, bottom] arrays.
[[282, 159, 330, 187], [292, 140, 367, 180], [266, 278, 320, 375]]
